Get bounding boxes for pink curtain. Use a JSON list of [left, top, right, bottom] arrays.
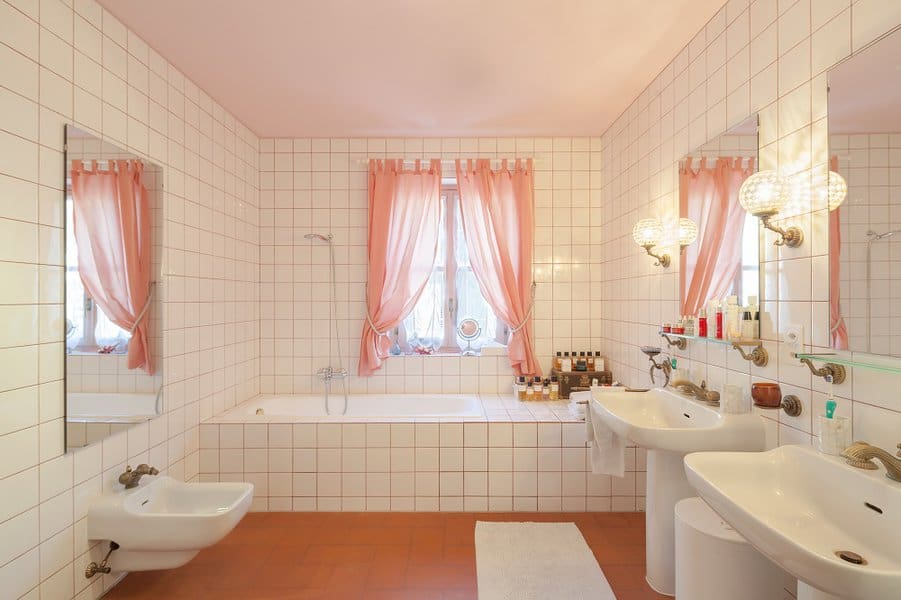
[[359, 159, 443, 376], [71, 159, 154, 374], [680, 156, 755, 316], [829, 156, 849, 349], [456, 159, 540, 376]]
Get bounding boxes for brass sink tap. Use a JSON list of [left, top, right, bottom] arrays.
[[670, 379, 721, 405], [118, 464, 159, 489], [841, 442, 901, 482]]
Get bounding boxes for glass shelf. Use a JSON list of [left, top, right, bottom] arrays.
[[659, 331, 762, 347], [794, 353, 901, 376]]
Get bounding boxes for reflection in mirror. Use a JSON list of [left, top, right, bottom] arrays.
[[828, 28, 901, 357], [679, 115, 761, 337], [64, 125, 163, 449]]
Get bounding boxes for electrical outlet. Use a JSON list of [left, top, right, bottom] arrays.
[[784, 325, 804, 351]]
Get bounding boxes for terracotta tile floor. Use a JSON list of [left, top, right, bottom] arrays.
[[106, 512, 669, 599]]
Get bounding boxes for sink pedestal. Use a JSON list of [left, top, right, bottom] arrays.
[[798, 582, 845, 600], [645, 448, 697, 596]]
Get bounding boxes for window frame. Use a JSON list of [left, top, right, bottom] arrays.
[[394, 182, 507, 355]]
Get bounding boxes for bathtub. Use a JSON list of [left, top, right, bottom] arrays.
[[214, 393, 485, 421], [67, 391, 160, 423]]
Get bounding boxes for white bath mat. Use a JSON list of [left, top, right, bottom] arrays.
[[475, 521, 616, 600]]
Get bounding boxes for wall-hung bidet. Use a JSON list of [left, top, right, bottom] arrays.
[[590, 387, 764, 596], [86, 466, 253, 573]]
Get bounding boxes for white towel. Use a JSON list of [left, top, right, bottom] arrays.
[[585, 393, 625, 478]]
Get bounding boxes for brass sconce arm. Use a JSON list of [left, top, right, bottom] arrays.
[[760, 215, 804, 248], [660, 332, 687, 350], [641, 244, 671, 268], [796, 356, 847, 384], [731, 341, 769, 367]]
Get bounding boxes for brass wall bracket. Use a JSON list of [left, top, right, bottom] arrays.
[[731, 341, 769, 367], [761, 215, 804, 248], [660, 332, 687, 350], [797, 357, 847, 384], [641, 244, 671, 268], [780, 394, 802, 417]]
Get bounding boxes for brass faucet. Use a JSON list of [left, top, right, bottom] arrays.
[[118, 464, 159, 489], [670, 379, 720, 405], [841, 442, 901, 482]]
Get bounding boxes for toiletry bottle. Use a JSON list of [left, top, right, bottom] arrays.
[[749, 295, 759, 339], [587, 352, 595, 371], [576, 352, 587, 371], [525, 380, 535, 401], [516, 376, 527, 400], [549, 376, 560, 400], [707, 300, 718, 338], [741, 310, 754, 339], [663, 322, 671, 333], [554, 352, 562, 370], [542, 378, 550, 400], [698, 308, 707, 337], [595, 352, 604, 371], [561, 353, 572, 372], [715, 302, 724, 339]]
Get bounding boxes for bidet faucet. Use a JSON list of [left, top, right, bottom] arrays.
[[118, 464, 159, 489], [840, 441, 901, 482]]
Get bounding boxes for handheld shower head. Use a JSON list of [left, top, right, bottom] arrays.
[[304, 233, 332, 242]]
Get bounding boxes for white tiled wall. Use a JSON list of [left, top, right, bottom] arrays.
[[258, 137, 604, 395], [834, 132, 901, 356], [598, 0, 901, 449], [0, 0, 259, 598]]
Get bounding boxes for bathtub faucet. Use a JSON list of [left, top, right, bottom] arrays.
[[316, 366, 348, 382]]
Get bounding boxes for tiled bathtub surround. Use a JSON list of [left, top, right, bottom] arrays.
[[199, 396, 645, 513], [0, 0, 259, 597], [258, 137, 603, 395], [599, 1, 901, 450]]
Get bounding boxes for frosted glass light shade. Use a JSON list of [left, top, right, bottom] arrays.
[[678, 217, 698, 246], [632, 218, 664, 246], [738, 170, 790, 217], [827, 170, 847, 211]]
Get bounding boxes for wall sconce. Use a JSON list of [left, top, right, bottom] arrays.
[[632, 218, 670, 267], [678, 217, 698, 253], [738, 170, 803, 247], [827, 170, 847, 211]]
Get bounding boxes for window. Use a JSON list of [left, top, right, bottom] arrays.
[[392, 185, 506, 355], [65, 197, 131, 353]]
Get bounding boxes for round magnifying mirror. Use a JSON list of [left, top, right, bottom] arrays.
[[458, 318, 481, 356]]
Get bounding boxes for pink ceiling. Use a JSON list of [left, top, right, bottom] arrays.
[[98, 0, 726, 137], [828, 28, 901, 134]]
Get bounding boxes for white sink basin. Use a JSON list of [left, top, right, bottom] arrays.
[[591, 387, 765, 596], [88, 476, 253, 571], [591, 387, 764, 453], [685, 445, 901, 600]]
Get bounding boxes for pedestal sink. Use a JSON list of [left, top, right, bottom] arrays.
[[685, 445, 901, 600], [591, 387, 765, 595], [88, 476, 253, 571]]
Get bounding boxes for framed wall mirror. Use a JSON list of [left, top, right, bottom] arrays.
[[828, 27, 901, 357], [679, 114, 761, 335], [64, 125, 164, 449]]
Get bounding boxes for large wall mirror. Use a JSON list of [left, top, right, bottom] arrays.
[[64, 125, 163, 449], [828, 28, 901, 357], [679, 115, 761, 332]]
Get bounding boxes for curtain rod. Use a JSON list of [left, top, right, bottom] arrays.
[[355, 157, 542, 166]]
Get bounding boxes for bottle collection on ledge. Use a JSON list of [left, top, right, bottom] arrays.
[[513, 350, 613, 401], [663, 295, 760, 341]]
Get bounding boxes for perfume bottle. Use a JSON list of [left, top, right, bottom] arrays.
[[549, 376, 560, 400]]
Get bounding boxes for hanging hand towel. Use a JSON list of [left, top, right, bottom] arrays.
[[585, 393, 625, 478]]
